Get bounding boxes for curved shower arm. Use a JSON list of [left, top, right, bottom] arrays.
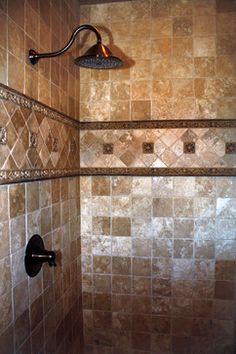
[[28, 24, 102, 65]]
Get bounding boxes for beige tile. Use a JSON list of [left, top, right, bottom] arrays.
[[194, 37, 216, 57]]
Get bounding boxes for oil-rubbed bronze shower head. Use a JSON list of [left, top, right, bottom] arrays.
[[28, 24, 123, 70], [74, 41, 122, 69]]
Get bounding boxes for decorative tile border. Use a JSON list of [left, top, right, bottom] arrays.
[[80, 167, 236, 176], [0, 169, 81, 185], [0, 83, 80, 129], [80, 119, 236, 130]]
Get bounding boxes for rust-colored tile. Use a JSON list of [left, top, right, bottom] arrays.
[[215, 281, 235, 300]]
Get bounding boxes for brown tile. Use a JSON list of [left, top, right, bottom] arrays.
[[112, 275, 131, 294], [0, 326, 14, 354], [112, 217, 131, 236], [0, 256, 11, 296], [92, 216, 110, 236], [174, 240, 193, 259], [172, 336, 191, 354], [93, 256, 111, 274], [132, 276, 151, 296], [92, 176, 110, 196], [131, 100, 151, 120], [14, 309, 30, 350], [172, 317, 193, 336], [132, 296, 151, 314], [9, 184, 25, 218], [217, 34, 236, 55], [132, 257, 151, 276], [0, 290, 13, 334], [10, 215, 25, 254], [153, 198, 173, 217], [216, 0, 236, 13], [93, 274, 111, 293], [93, 311, 112, 330], [215, 260, 236, 280], [112, 257, 131, 275], [0, 222, 10, 259], [174, 219, 194, 238], [131, 332, 151, 351], [93, 293, 111, 311], [0, 186, 8, 223], [195, 240, 215, 259], [153, 278, 171, 297], [26, 181, 39, 212], [153, 239, 173, 258], [215, 281, 235, 300], [152, 316, 170, 334], [193, 299, 213, 318], [173, 17, 193, 36]]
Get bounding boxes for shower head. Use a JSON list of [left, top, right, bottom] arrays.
[[28, 24, 123, 70], [74, 42, 122, 69]]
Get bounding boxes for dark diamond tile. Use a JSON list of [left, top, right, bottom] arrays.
[[103, 143, 113, 155], [225, 142, 236, 154], [184, 142, 195, 154], [143, 142, 154, 154]]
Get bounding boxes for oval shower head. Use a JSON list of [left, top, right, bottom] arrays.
[[74, 42, 123, 69]]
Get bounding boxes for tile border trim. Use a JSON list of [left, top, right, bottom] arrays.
[[80, 167, 236, 177], [80, 119, 236, 130], [0, 83, 80, 129], [0, 169, 81, 185]]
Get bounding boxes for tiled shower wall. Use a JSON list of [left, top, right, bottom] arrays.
[[79, 1, 236, 353], [0, 0, 80, 118], [0, 178, 82, 354], [80, 0, 236, 121], [81, 175, 236, 354], [0, 1, 82, 353]]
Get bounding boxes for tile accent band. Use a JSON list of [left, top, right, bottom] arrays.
[[80, 167, 236, 177], [80, 119, 236, 130], [0, 169, 81, 185], [0, 83, 80, 129]]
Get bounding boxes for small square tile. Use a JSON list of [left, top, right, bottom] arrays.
[[29, 132, 37, 148], [103, 143, 113, 155], [142, 142, 154, 154], [225, 142, 236, 154], [0, 127, 7, 145], [184, 142, 195, 154], [52, 137, 59, 152]]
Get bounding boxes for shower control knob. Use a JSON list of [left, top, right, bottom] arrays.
[[25, 234, 57, 277]]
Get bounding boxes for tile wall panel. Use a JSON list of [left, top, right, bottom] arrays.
[[0, 0, 80, 118], [0, 177, 83, 354], [79, 0, 236, 122], [81, 175, 236, 354], [79, 1, 236, 353]]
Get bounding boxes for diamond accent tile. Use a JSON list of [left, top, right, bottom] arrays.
[[226, 142, 236, 154], [29, 132, 38, 148], [143, 142, 154, 154], [103, 143, 114, 154], [184, 142, 195, 154], [0, 127, 7, 144]]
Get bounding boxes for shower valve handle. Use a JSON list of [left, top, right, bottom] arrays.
[[25, 234, 57, 277]]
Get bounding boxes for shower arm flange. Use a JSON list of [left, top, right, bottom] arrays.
[[28, 24, 102, 65]]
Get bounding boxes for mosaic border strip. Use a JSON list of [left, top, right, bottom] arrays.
[[80, 167, 236, 177], [0, 83, 80, 129], [0, 169, 81, 185], [80, 119, 236, 130]]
